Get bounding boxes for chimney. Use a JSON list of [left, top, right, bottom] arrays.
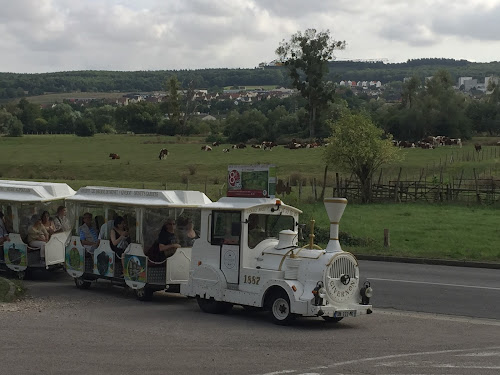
[[323, 198, 347, 252]]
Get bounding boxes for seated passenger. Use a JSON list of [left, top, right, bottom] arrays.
[[0, 211, 10, 246], [98, 219, 115, 240], [27, 219, 49, 263], [53, 206, 71, 233], [41, 211, 56, 238], [158, 219, 181, 257], [79, 212, 99, 253], [110, 216, 130, 258], [177, 217, 199, 247]]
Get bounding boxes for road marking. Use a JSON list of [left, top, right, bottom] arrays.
[[459, 351, 500, 357], [369, 277, 500, 291], [257, 346, 500, 375]]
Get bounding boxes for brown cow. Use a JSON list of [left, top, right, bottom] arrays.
[[474, 144, 482, 152], [109, 153, 120, 159]]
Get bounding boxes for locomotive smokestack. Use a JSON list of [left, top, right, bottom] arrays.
[[323, 198, 347, 253]]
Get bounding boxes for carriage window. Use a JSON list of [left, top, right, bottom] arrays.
[[211, 211, 241, 245], [143, 208, 176, 252], [0, 204, 13, 233]]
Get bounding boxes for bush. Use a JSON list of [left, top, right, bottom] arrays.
[[7, 118, 23, 137], [289, 172, 307, 186], [75, 118, 95, 137], [312, 225, 373, 247], [102, 124, 117, 134], [205, 133, 225, 144], [187, 165, 197, 175]]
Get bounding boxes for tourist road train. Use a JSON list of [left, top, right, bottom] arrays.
[[0, 170, 373, 325]]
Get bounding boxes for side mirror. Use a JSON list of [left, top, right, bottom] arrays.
[[231, 222, 241, 237]]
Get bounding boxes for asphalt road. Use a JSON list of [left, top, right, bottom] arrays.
[[361, 260, 500, 319], [0, 261, 499, 375]]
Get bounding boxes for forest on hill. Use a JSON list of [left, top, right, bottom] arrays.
[[1, 58, 500, 100]]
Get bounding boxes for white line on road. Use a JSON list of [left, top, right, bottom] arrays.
[[257, 346, 500, 375], [369, 277, 500, 291]]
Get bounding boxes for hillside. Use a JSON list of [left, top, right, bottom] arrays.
[[1, 58, 500, 102]]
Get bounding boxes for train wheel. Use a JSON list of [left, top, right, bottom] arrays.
[[74, 277, 91, 289], [196, 296, 233, 314], [269, 290, 294, 325], [322, 316, 343, 323], [135, 287, 153, 301]]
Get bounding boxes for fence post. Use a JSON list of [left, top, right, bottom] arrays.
[[384, 229, 390, 247], [320, 165, 328, 200], [394, 167, 402, 202], [336, 173, 340, 197], [473, 168, 481, 203]]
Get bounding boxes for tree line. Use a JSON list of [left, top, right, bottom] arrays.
[[2, 59, 500, 100]]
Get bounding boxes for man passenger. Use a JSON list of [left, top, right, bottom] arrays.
[[54, 206, 71, 233], [79, 212, 99, 253]]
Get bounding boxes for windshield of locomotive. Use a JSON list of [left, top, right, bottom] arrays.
[[248, 213, 294, 249]]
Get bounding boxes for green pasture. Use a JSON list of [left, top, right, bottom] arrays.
[[301, 202, 500, 263], [1, 134, 500, 189], [1, 134, 499, 263]]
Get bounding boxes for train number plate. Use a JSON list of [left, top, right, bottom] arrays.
[[334, 310, 356, 318]]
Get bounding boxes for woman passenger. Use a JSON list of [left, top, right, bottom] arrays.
[[28, 219, 49, 263], [41, 211, 56, 238], [110, 216, 130, 258]]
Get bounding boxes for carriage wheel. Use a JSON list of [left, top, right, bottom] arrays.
[[74, 277, 91, 289], [135, 287, 154, 301]]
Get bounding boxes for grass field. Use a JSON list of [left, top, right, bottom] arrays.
[[1, 134, 499, 262]]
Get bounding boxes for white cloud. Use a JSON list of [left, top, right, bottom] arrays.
[[1, 0, 500, 73]]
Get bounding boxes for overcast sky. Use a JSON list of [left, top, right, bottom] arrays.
[[2, 0, 500, 73]]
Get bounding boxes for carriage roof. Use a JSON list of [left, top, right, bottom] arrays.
[[66, 186, 212, 207], [202, 197, 302, 214], [0, 180, 76, 203]]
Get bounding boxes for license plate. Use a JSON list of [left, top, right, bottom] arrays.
[[334, 310, 356, 318]]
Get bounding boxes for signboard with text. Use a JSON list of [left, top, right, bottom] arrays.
[[227, 165, 276, 198]]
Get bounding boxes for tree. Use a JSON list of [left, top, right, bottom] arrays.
[[323, 112, 400, 203], [74, 118, 95, 137], [276, 29, 345, 138], [166, 75, 182, 131]]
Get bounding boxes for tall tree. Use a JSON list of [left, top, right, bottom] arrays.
[[276, 29, 345, 138], [324, 112, 400, 203], [166, 76, 182, 132]]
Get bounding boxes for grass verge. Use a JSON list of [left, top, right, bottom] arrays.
[[0, 277, 26, 303]]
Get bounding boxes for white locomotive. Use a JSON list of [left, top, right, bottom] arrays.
[[181, 196, 373, 324]]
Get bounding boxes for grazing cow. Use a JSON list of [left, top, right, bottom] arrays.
[[222, 148, 230, 153], [212, 141, 220, 147], [261, 141, 277, 150], [201, 145, 212, 151], [109, 153, 120, 159], [158, 148, 169, 160], [251, 144, 261, 149]]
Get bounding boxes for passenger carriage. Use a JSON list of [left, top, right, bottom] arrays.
[[0, 180, 75, 279], [181, 165, 373, 324], [64, 186, 211, 300]]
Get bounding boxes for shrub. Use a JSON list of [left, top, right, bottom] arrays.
[[187, 165, 197, 175]]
